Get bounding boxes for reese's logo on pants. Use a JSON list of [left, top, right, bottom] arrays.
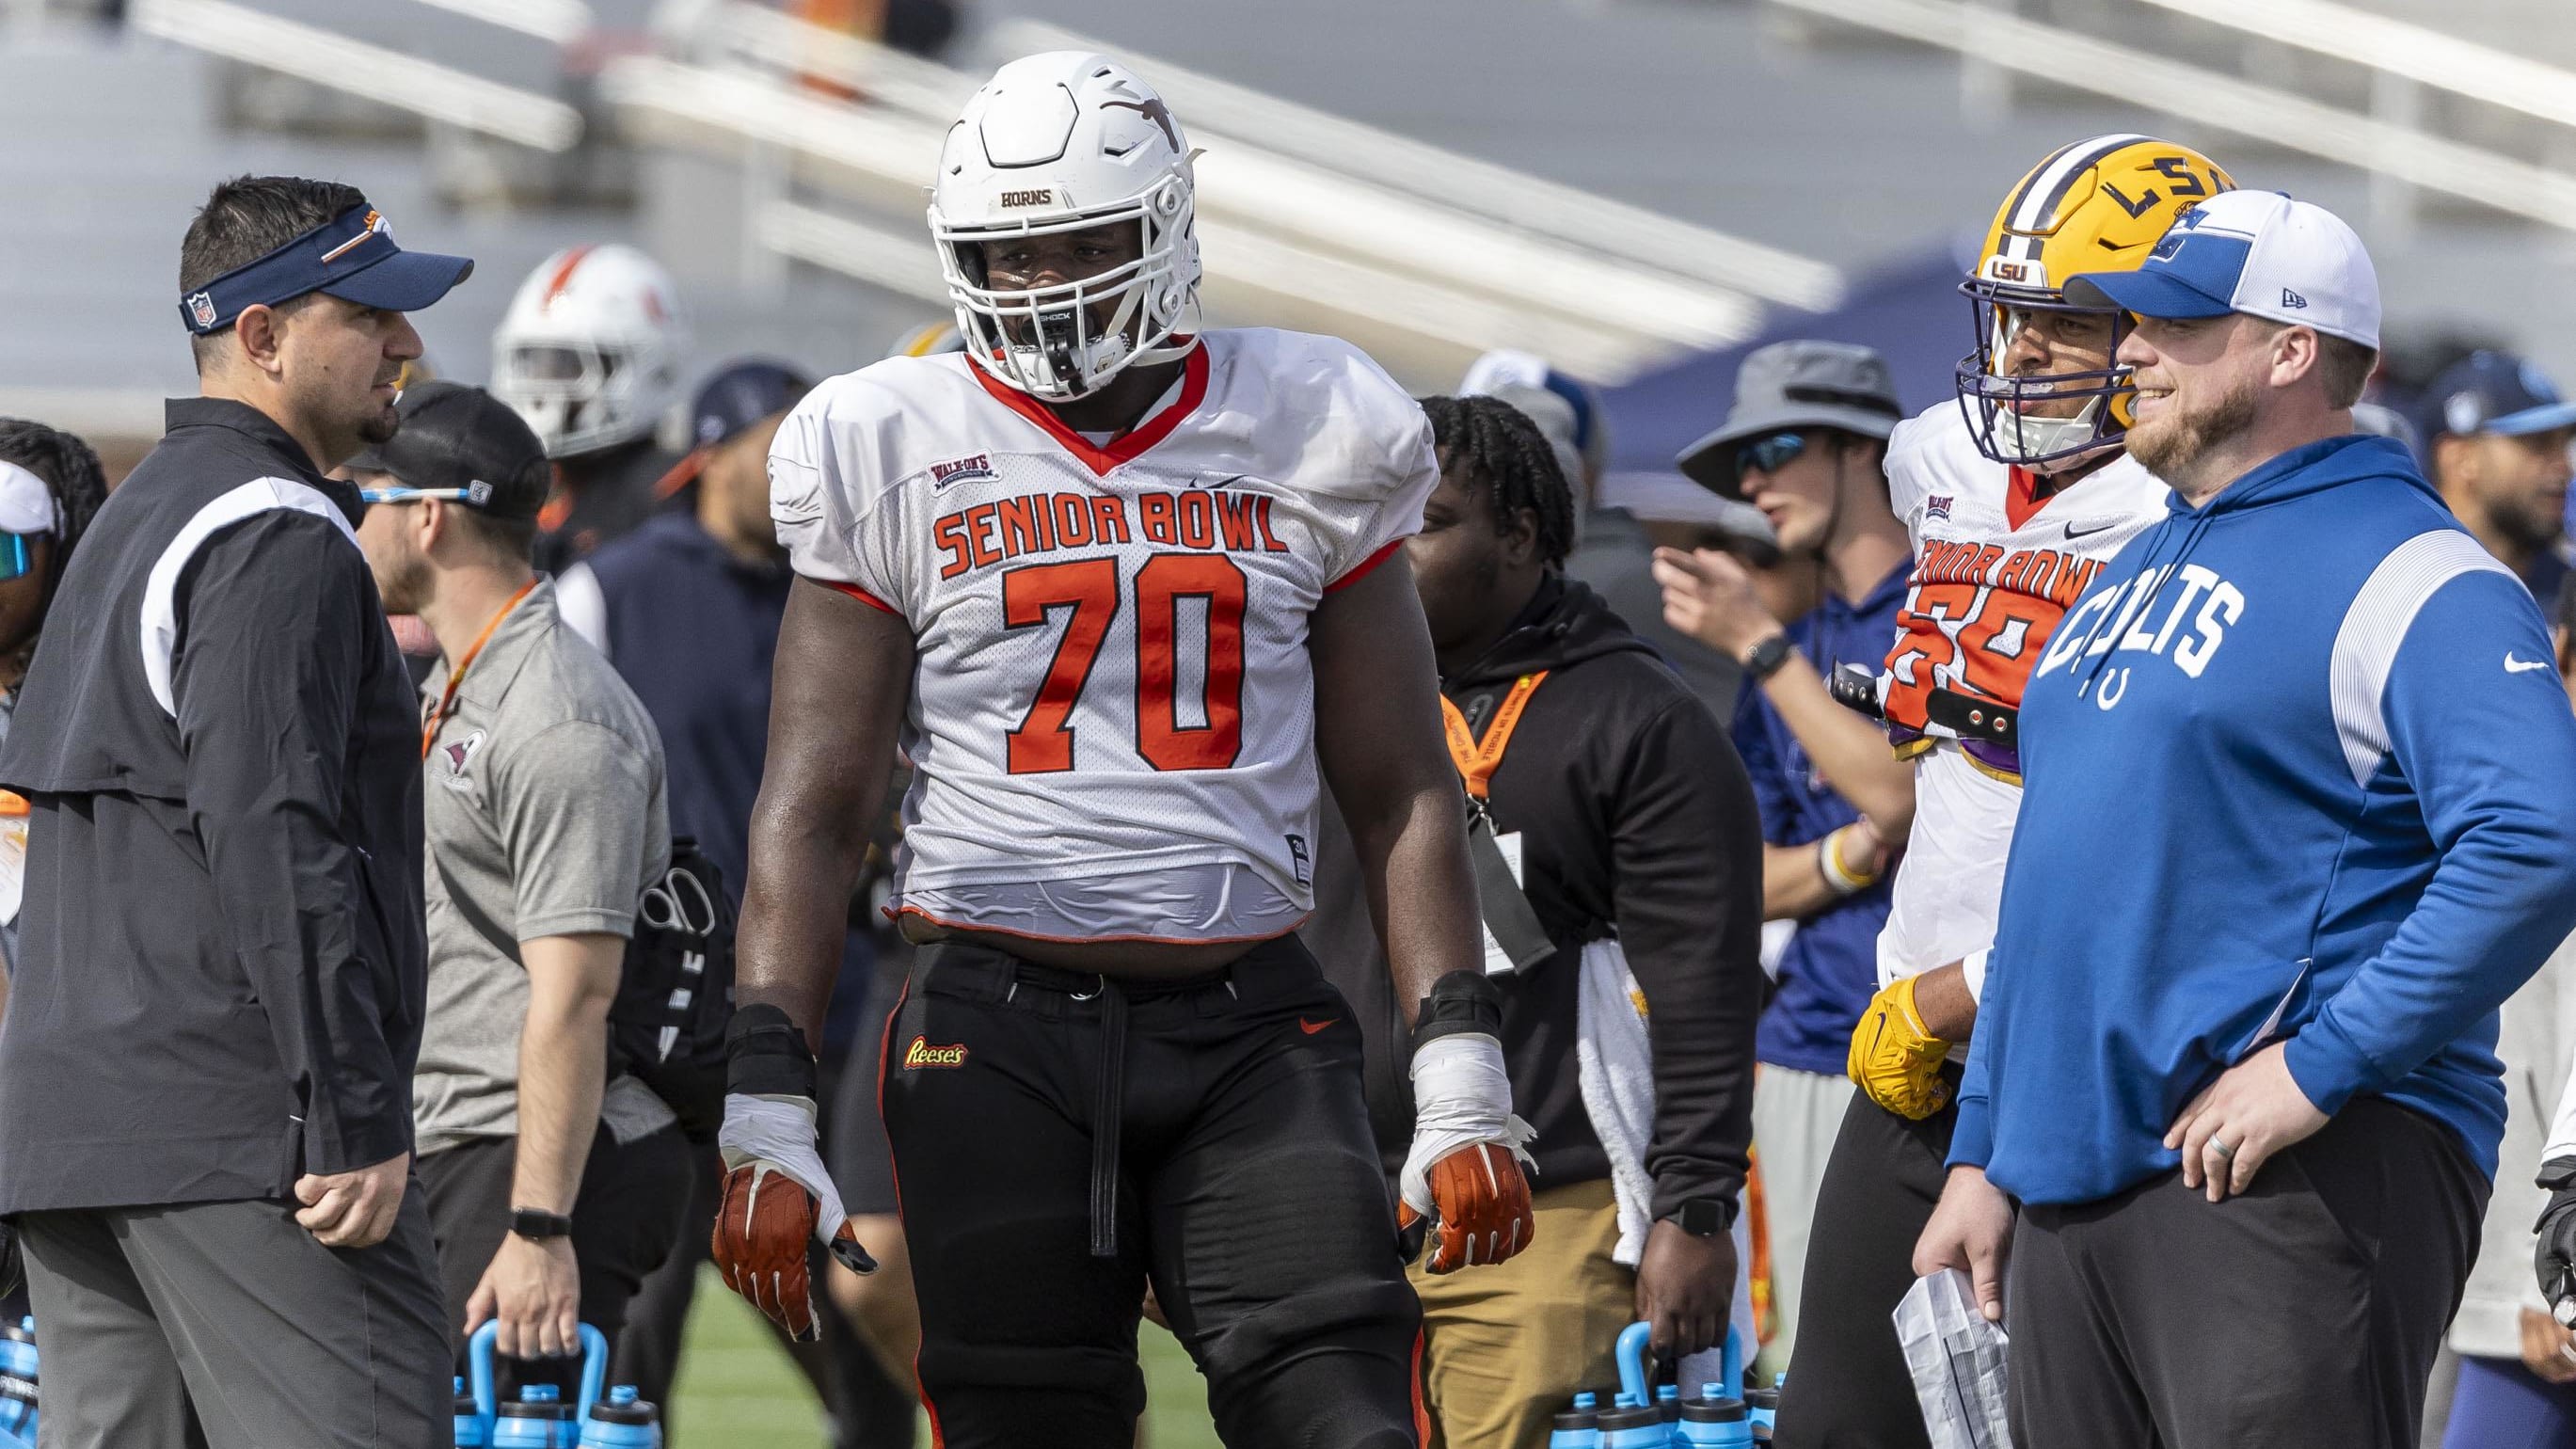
[[902, 1036, 968, 1070]]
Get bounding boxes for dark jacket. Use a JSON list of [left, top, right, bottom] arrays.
[[1307, 574, 1765, 1218], [0, 398, 426, 1211]]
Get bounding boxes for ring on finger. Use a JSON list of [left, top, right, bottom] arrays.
[[2206, 1138, 2235, 1160]]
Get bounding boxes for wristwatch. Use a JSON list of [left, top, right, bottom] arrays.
[[1662, 1197, 1735, 1237], [1741, 633, 1796, 683], [510, 1207, 575, 1242]]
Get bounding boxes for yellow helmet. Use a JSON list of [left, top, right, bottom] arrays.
[[1957, 135, 2234, 467]]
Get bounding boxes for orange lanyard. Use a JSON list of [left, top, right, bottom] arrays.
[[421, 581, 535, 760], [1437, 672, 1548, 801]]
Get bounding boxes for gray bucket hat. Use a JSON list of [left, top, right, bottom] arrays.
[[1678, 340, 1903, 498]]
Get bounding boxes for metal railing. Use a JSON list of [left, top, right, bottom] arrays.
[[1765, 0, 2576, 234], [626, 4, 1819, 377], [2133, 0, 2576, 135], [130, 0, 583, 151], [991, 17, 1849, 314]]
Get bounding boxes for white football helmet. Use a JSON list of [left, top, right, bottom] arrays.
[[929, 52, 1202, 402], [492, 244, 691, 458]]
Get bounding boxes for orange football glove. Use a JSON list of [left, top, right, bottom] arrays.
[[1402, 973, 1539, 1275], [712, 1092, 876, 1342], [1398, 1140, 1536, 1272]]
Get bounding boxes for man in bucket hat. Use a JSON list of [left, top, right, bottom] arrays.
[[1656, 340, 1919, 1371]]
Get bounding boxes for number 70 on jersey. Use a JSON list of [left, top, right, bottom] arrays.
[[1001, 552, 1248, 775]]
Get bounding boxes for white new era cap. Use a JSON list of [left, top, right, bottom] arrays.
[[2065, 190, 2380, 349]]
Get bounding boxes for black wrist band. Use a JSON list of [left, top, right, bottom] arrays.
[[2542, 1155, 2576, 1193], [510, 1207, 573, 1241], [1411, 970, 1503, 1052], [727, 1002, 819, 1100], [1663, 1198, 1734, 1236], [1742, 633, 1795, 682]]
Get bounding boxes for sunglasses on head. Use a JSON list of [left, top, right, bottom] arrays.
[[358, 481, 495, 514], [1735, 431, 1813, 485]]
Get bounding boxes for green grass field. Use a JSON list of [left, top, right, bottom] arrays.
[[670, 1267, 1222, 1447]]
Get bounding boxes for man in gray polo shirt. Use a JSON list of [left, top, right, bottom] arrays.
[[349, 380, 691, 1377]]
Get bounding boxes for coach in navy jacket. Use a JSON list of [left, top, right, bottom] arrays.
[[1917, 191, 2576, 1445]]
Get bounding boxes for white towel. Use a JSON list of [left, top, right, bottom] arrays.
[[1575, 938, 1761, 1380]]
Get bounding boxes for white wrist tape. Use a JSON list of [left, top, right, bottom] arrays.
[[719, 1091, 852, 1245], [1400, 1032, 1536, 1216]]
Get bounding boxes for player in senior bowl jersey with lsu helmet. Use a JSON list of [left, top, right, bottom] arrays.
[[1771, 135, 2234, 1449], [706, 52, 1534, 1448]]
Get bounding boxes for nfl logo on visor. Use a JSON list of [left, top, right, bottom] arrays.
[[186, 293, 216, 328]]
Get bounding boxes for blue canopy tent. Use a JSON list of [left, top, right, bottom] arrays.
[[1598, 242, 1976, 480]]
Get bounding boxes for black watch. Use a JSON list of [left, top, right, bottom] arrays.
[[1741, 633, 1796, 683], [510, 1207, 574, 1242], [1663, 1197, 1734, 1237]]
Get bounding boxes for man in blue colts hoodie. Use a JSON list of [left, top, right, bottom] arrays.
[[1914, 188, 2576, 1445]]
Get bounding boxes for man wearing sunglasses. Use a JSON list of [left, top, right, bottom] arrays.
[[348, 381, 692, 1395], [0, 175, 469, 1448], [1654, 339, 1916, 1377]]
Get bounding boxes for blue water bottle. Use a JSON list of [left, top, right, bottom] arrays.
[[0, 1316, 35, 1449], [454, 1375, 489, 1448], [1747, 1374, 1779, 1436], [579, 1385, 662, 1447], [1678, 1383, 1752, 1448], [491, 1384, 576, 1448], [1595, 1399, 1667, 1449], [467, 1322, 611, 1449], [1549, 1388, 1601, 1449]]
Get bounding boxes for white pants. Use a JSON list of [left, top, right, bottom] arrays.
[[1752, 1063, 1858, 1371]]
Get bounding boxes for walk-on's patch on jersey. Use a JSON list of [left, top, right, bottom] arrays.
[[769, 328, 1437, 943], [1873, 402, 2167, 992]]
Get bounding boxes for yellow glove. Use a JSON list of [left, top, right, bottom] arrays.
[[1847, 974, 1953, 1121]]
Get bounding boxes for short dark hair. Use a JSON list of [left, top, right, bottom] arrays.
[[1421, 394, 1579, 567], [447, 505, 538, 567], [2316, 334, 2379, 410], [180, 176, 369, 369], [0, 418, 109, 587]]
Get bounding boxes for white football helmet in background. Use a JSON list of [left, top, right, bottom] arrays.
[[930, 52, 1202, 402], [492, 244, 691, 458]]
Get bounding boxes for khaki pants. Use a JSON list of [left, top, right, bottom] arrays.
[[1411, 1177, 1634, 1449], [1749, 1064, 1856, 1375]]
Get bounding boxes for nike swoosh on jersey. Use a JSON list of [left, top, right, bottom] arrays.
[[1299, 1017, 1337, 1035], [2064, 519, 2120, 539], [2506, 653, 2552, 674]]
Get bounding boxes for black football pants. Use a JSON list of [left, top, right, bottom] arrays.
[[1773, 1086, 1956, 1449], [879, 935, 1424, 1448]]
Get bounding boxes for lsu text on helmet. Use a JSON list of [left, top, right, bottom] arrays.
[[1958, 135, 2234, 469], [930, 51, 1202, 403], [492, 244, 691, 459]]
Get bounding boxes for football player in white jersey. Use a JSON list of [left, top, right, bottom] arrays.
[[704, 54, 1534, 1447], [1762, 136, 2235, 1449]]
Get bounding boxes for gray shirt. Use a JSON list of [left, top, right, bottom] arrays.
[[414, 579, 673, 1156]]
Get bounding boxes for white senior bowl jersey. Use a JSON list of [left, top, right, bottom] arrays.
[[1875, 400, 2168, 991], [769, 328, 1437, 943]]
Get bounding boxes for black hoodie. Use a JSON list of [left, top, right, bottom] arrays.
[[1305, 574, 1765, 1218]]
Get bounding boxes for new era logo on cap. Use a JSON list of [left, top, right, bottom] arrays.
[[2064, 190, 2379, 349]]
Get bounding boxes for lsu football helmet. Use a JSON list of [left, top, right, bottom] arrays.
[[1958, 135, 2234, 467], [492, 244, 691, 459], [929, 52, 1202, 402]]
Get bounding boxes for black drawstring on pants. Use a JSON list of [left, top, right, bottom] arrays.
[[1089, 976, 1127, 1258]]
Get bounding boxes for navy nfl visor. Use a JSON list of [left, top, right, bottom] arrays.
[[179, 206, 474, 335]]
